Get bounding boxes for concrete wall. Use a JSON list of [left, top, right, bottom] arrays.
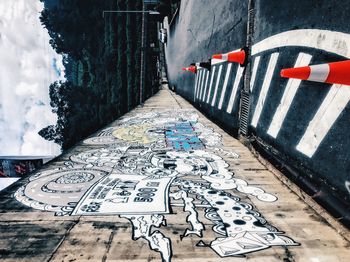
[[165, 0, 350, 223], [165, 0, 248, 132]]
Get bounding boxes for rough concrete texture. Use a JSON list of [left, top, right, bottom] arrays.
[[0, 85, 349, 261]]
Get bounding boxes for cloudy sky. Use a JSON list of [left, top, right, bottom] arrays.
[[0, 0, 64, 156]]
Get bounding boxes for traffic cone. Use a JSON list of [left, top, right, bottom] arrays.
[[212, 47, 248, 66], [281, 60, 350, 86], [182, 65, 197, 74]]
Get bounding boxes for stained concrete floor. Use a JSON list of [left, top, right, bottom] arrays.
[[0, 86, 349, 262]]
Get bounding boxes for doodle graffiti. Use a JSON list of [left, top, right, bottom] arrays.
[[165, 121, 205, 150], [14, 110, 298, 261], [174, 179, 298, 257], [14, 167, 108, 216]]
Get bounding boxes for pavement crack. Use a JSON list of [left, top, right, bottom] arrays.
[[46, 218, 80, 262], [187, 29, 197, 41], [168, 89, 183, 108], [283, 246, 296, 262], [102, 230, 116, 262]]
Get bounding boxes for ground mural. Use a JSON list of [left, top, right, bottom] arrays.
[[14, 110, 299, 261]]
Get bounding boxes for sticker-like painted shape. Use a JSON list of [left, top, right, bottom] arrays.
[[226, 66, 244, 114], [72, 174, 174, 215], [171, 190, 204, 238], [218, 63, 232, 110], [251, 53, 279, 127], [296, 84, 350, 157], [268, 53, 312, 138], [211, 65, 223, 107]]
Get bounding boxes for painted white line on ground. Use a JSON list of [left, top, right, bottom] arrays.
[[226, 66, 244, 114], [267, 53, 312, 138], [206, 66, 217, 103], [211, 65, 223, 106], [250, 56, 261, 92], [251, 53, 279, 127], [201, 70, 210, 101], [296, 84, 350, 157], [218, 63, 233, 110], [194, 70, 200, 101]]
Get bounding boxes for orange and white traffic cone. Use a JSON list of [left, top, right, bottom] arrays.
[[281, 60, 350, 86], [182, 65, 197, 74], [212, 47, 248, 66]]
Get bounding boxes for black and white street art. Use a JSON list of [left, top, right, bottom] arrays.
[[14, 110, 299, 261]]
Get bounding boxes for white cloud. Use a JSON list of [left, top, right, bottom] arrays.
[[0, 0, 64, 156]]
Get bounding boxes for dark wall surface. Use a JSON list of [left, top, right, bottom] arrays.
[[165, 0, 350, 218], [165, 0, 248, 132], [251, 0, 350, 203]]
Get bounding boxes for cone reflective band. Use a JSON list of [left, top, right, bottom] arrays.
[[212, 50, 246, 65], [182, 66, 197, 74], [280, 60, 350, 86]]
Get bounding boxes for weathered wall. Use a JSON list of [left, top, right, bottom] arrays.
[[165, 0, 248, 132], [165, 0, 350, 223], [250, 0, 350, 210]]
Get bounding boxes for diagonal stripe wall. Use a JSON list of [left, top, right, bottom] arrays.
[[164, 0, 350, 220]]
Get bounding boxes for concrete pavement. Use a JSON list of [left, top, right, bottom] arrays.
[[0, 84, 349, 261]]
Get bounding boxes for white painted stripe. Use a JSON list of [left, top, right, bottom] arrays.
[[211, 65, 223, 106], [250, 56, 261, 92], [222, 54, 228, 60], [203, 71, 211, 100], [206, 66, 217, 103], [198, 71, 206, 100], [197, 70, 205, 99], [251, 53, 279, 127], [195, 70, 204, 99], [194, 71, 200, 100], [268, 53, 312, 138], [201, 70, 210, 101], [218, 63, 233, 109], [296, 84, 350, 157], [226, 66, 244, 114], [252, 29, 350, 58], [308, 64, 330, 82]]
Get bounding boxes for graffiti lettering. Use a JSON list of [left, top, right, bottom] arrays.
[[14, 110, 298, 260]]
